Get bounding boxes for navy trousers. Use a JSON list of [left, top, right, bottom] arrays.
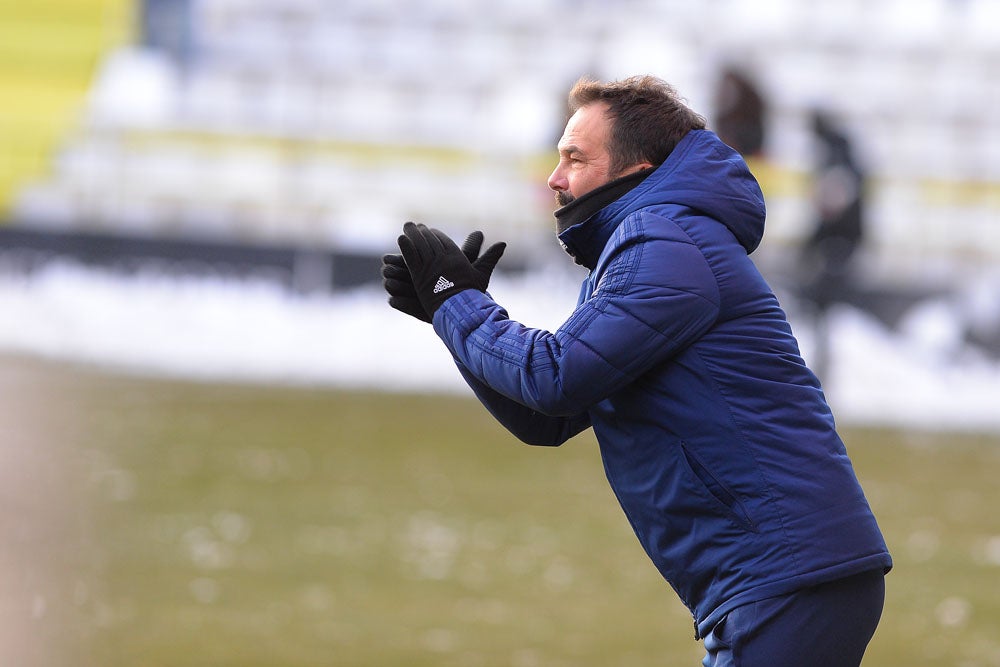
[[701, 569, 886, 667]]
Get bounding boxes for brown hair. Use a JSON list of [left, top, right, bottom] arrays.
[[567, 75, 707, 175]]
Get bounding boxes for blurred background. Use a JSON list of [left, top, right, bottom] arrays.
[[0, 0, 999, 420], [1, 1, 999, 665]]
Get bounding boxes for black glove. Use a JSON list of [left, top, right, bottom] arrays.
[[381, 252, 431, 322], [391, 222, 506, 319]]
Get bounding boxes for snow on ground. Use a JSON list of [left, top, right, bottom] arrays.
[[0, 260, 997, 434]]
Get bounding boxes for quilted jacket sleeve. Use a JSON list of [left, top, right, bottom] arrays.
[[433, 216, 721, 417], [453, 360, 592, 446]]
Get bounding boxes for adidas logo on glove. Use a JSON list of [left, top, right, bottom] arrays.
[[433, 275, 455, 294], [394, 222, 506, 318]]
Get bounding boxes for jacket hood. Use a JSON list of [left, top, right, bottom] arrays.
[[557, 130, 766, 269]]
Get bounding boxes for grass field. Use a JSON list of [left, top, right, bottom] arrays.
[[3, 356, 999, 666]]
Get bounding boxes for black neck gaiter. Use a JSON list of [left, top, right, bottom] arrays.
[[553, 167, 656, 234]]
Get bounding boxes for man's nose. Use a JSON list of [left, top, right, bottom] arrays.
[[547, 165, 567, 192]]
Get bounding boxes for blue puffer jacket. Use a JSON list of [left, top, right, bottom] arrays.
[[432, 129, 892, 638]]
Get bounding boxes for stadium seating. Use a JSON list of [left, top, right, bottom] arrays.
[[6, 0, 1000, 276], [0, 0, 130, 216]]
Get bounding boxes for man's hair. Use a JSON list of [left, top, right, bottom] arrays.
[[567, 75, 707, 175]]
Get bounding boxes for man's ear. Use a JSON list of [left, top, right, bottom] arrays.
[[620, 162, 655, 176]]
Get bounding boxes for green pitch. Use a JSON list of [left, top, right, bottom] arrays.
[[4, 358, 998, 666]]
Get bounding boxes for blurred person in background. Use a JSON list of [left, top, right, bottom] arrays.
[[712, 65, 768, 159], [798, 109, 868, 380], [381, 75, 891, 667]]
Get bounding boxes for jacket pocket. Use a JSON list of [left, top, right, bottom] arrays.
[[680, 442, 758, 532]]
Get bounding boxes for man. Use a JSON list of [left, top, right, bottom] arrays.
[[382, 75, 891, 666], [713, 65, 768, 159], [798, 109, 869, 381]]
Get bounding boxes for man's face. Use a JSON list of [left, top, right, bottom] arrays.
[[547, 102, 617, 207]]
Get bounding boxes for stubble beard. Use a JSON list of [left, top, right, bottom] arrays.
[[556, 191, 575, 207]]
